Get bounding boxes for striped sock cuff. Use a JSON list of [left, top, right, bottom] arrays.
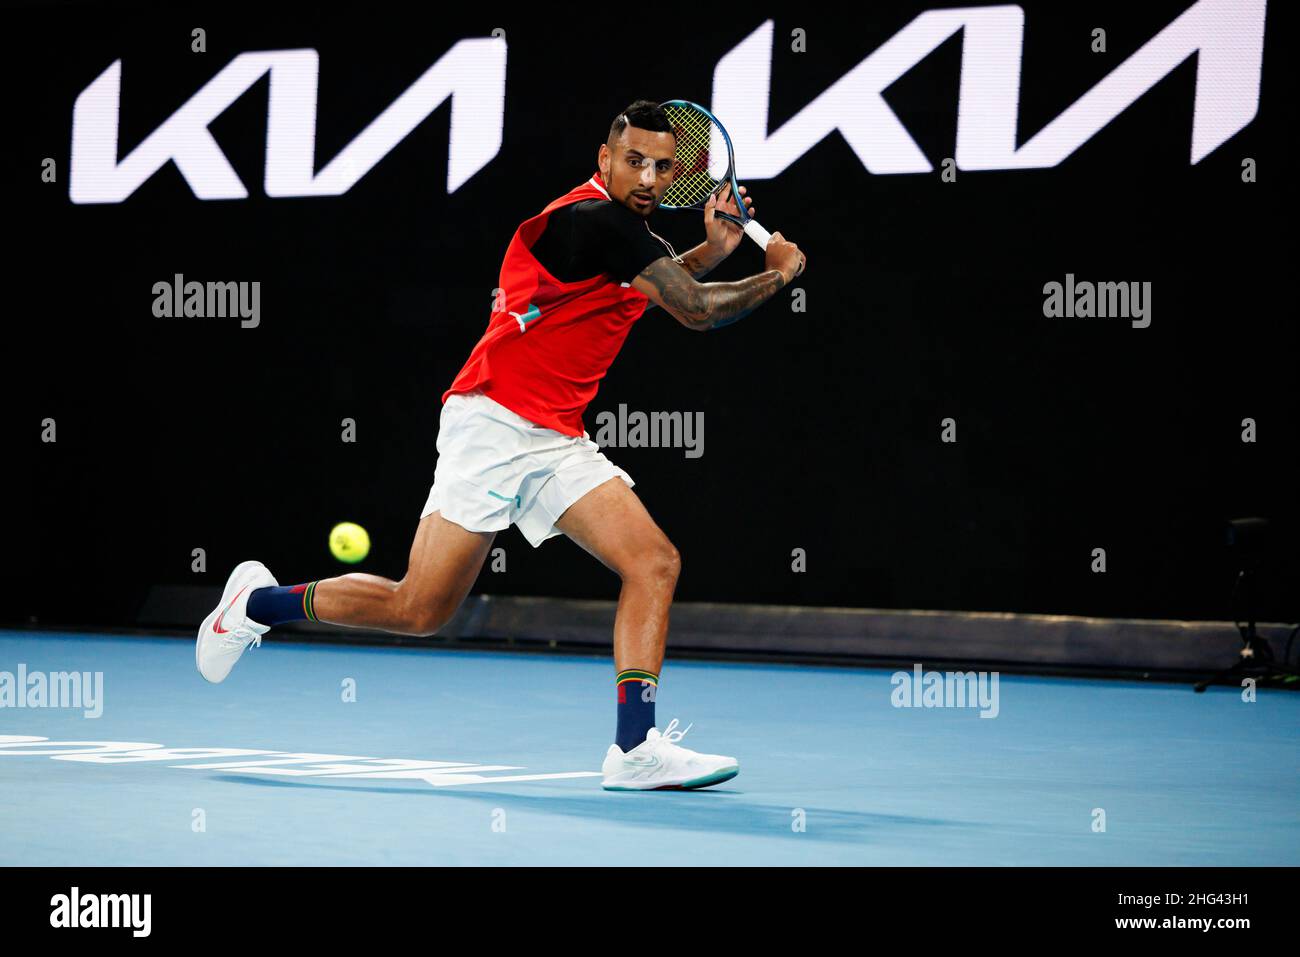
[[616, 668, 658, 687], [302, 581, 319, 622]]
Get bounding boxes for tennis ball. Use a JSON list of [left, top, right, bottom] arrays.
[[329, 522, 370, 564]]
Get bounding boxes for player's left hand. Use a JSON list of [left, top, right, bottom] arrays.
[[704, 183, 753, 256]]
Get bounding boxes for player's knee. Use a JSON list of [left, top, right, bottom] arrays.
[[663, 543, 682, 583], [630, 541, 680, 588], [394, 585, 456, 637], [404, 603, 452, 638]]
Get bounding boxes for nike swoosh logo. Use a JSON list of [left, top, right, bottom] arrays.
[[213, 585, 249, 634], [624, 754, 661, 769]]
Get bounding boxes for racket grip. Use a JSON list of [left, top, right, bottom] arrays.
[[743, 218, 773, 249]]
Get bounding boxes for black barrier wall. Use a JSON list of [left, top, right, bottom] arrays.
[[10, 2, 1296, 628]]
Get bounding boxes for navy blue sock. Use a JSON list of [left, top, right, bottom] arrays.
[[615, 669, 658, 752], [246, 582, 318, 627]]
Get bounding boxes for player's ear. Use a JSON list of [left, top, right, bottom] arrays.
[[597, 144, 610, 179]]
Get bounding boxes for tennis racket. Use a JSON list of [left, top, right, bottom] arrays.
[[659, 99, 775, 250]]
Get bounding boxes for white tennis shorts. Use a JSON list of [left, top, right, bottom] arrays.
[[420, 390, 634, 547]]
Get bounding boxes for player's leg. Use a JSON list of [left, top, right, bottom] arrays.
[[197, 512, 494, 683], [554, 476, 679, 675], [555, 477, 738, 790], [309, 512, 496, 635]]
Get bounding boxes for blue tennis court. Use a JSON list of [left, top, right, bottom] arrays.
[[2, 630, 1296, 866]]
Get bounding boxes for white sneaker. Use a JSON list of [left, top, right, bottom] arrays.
[[196, 561, 277, 683], [601, 719, 739, 791]]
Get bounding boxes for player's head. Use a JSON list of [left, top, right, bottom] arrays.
[[598, 100, 676, 218]]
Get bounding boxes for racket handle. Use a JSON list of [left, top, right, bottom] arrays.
[[743, 218, 773, 249]]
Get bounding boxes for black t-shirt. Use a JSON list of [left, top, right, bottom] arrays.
[[530, 199, 676, 285]]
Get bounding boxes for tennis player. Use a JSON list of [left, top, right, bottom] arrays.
[[197, 101, 804, 790]]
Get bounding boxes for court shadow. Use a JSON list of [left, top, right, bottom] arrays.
[[211, 774, 968, 843]]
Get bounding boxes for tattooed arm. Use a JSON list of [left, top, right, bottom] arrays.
[[631, 233, 805, 332], [633, 258, 785, 330], [675, 243, 722, 280]]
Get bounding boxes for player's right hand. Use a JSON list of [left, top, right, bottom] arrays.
[[766, 232, 805, 283]]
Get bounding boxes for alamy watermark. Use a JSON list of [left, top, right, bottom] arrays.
[[592, 404, 703, 459], [890, 664, 999, 718], [1042, 274, 1150, 328], [50, 887, 150, 937], [152, 274, 260, 328], [0, 665, 103, 718]]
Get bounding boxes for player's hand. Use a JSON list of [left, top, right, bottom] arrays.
[[765, 232, 804, 283], [704, 183, 752, 256]]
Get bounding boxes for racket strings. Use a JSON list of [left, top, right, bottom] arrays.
[[662, 105, 726, 208]]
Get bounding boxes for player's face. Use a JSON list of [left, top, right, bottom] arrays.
[[601, 127, 676, 217]]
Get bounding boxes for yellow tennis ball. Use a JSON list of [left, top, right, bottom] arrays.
[[329, 522, 370, 564]]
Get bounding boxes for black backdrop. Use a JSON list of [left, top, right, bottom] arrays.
[[8, 1, 1296, 628]]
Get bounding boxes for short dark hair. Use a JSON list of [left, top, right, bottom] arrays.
[[609, 100, 674, 143]]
